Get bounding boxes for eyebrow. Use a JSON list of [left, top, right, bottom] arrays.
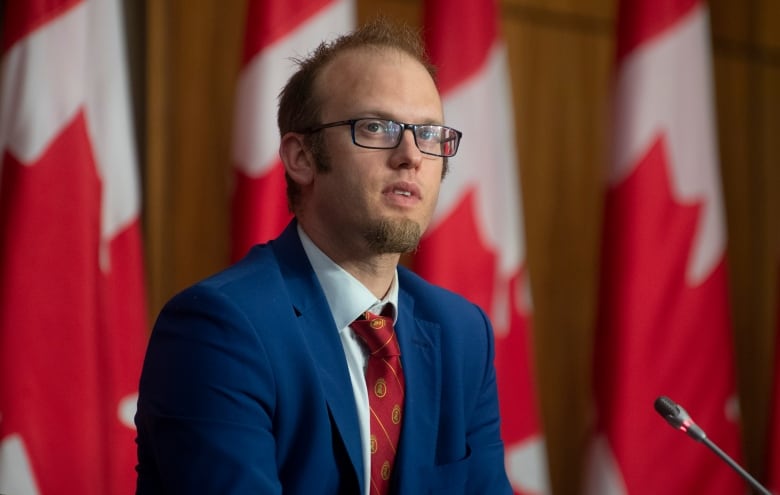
[[354, 112, 445, 126]]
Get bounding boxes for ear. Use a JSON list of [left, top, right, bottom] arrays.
[[279, 132, 316, 186]]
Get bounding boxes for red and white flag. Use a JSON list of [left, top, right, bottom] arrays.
[[230, 0, 354, 261], [417, 1, 548, 493], [0, 0, 147, 493], [585, 1, 742, 493]]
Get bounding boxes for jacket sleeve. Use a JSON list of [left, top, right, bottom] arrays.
[[464, 304, 514, 495], [135, 285, 282, 494]]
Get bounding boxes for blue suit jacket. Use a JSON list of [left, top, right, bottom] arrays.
[[135, 221, 512, 494]]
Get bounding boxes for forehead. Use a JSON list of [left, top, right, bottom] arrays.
[[315, 46, 443, 123]]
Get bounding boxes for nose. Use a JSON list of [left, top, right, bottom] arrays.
[[390, 128, 423, 169]]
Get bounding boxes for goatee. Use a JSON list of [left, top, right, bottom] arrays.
[[364, 218, 422, 254]]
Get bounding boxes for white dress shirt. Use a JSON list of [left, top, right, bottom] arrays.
[[298, 226, 399, 495]]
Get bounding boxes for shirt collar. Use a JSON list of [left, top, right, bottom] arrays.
[[297, 225, 399, 330]]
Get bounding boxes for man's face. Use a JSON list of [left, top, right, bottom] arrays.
[[303, 47, 446, 255]]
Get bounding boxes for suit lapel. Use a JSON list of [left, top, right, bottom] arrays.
[[271, 223, 365, 491], [393, 289, 442, 491], [270, 223, 443, 493]]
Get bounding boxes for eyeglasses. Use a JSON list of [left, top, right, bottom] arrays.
[[302, 118, 463, 158]]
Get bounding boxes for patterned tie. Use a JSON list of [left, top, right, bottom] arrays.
[[350, 311, 404, 495]]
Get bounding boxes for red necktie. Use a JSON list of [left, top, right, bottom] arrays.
[[350, 311, 404, 495]]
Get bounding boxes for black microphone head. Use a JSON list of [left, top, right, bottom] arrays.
[[653, 395, 707, 442], [654, 400, 770, 493], [654, 395, 680, 418]]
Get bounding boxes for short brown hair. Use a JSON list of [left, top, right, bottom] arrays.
[[278, 17, 435, 135], [277, 17, 437, 212]]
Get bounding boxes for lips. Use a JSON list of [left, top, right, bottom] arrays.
[[384, 181, 421, 200]]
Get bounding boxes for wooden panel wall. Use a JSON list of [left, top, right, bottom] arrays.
[[710, 0, 780, 485], [145, 0, 245, 313], [142, 0, 780, 493]]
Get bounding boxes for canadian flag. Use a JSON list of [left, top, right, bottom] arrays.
[[0, 0, 146, 494], [585, 0, 742, 493], [230, 0, 354, 261], [416, 1, 549, 493]]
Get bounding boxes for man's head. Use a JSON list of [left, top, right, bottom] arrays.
[[278, 18, 435, 139], [277, 18, 459, 256]]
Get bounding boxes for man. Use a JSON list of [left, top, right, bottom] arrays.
[[135, 18, 512, 495]]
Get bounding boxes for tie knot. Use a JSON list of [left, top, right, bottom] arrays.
[[350, 312, 400, 357]]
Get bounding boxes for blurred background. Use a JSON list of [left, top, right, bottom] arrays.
[[1, 0, 778, 494], [130, 0, 779, 493]]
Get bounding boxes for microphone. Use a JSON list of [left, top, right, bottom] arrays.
[[653, 396, 772, 495]]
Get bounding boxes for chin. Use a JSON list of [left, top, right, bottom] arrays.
[[364, 218, 422, 254]]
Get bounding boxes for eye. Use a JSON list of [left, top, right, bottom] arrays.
[[362, 119, 389, 134], [417, 126, 441, 142]]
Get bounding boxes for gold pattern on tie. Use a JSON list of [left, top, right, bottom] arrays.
[[350, 311, 404, 495]]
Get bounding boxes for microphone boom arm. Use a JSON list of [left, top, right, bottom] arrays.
[[654, 395, 772, 495]]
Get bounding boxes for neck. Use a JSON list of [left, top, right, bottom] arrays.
[[299, 222, 401, 299], [339, 255, 399, 299]]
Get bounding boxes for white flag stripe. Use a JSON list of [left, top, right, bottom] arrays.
[[506, 436, 550, 494], [232, 0, 353, 176], [611, 4, 723, 283], [0, 435, 40, 495], [0, 4, 86, 166], [85, 0, 142, 240], [584, 434, 627, 495], [436, 42, 524, 275], [118, 393, 138, 429], [0, 0, 140, 248]]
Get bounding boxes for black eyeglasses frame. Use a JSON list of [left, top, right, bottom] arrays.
[[301, 118, 462, 158]]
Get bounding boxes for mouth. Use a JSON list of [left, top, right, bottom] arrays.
[[384, 181, 421, 200]]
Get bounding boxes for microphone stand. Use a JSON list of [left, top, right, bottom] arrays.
[[654, 395, 773, 495], [700, 436, 771, 495]]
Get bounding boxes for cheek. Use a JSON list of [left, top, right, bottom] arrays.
[[423, 167, 444, 200], [317, 165, 372, 210]]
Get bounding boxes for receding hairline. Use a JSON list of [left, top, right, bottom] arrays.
[[276, 18, 436, 136], [316, 44, 434, 87], [307, 45, 438, 125]]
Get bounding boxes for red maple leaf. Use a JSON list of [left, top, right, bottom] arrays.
[[594, 134, 742, 493], [0, 111, 145, 494]]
